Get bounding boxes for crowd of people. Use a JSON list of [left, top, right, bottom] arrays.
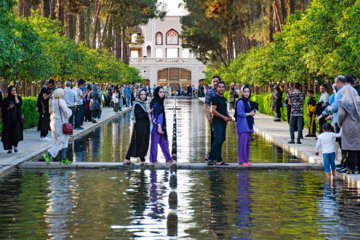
[[1, 74, 359, 176], [272, 75, 360, 178]]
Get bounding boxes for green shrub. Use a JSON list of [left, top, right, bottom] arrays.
[[0, 97, 39, 133], [251, 93, 324, 130]]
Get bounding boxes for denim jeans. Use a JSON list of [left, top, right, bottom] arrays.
[[208, 123, 226, 162], [126, 97, 131, 107], [323, 152, 336, 172], [290, 115, 303, 141], [75, 105, 83, 128]]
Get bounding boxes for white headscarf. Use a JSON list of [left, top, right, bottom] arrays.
[[340, 86, 360, 121]]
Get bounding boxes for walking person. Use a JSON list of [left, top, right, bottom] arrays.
[[306, 90, 317, 137], [337, 86, 360, 174], [203, 76, 220, 161], [273, 85, 282, 122], [235, 85, 256, 166], [316, 84, 329, 134], [315, 123, 342, 180], [284, 87, 293, 124], [42, 89, 72, 164], [207, 81, 233, 166], [124, 89, 151, 165], [73, 79, 86, 130], [39, 79, 55, 141], [1, 86, 23, 153], [88, 84, 101, 123], [288, 82, 305, 144], [149, 87, 174, 164], [112, 89, 119, 112], [125, 84, 132, 107], [64, 81, 76, 127]]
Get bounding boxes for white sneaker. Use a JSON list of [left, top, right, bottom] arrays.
[[40, 137, 52, 142]]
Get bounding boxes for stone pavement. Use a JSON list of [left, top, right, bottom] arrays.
[[0, 106, 131, 177], [20, 161, 323, 170]]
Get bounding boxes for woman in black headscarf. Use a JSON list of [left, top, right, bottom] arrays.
[[124, 89, 151, 165], [149, 87, 173, 164], [1, 86, 23, 153]]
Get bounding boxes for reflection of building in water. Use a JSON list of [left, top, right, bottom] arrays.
[[129, 16, 205, 89]]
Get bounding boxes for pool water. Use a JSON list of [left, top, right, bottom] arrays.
[[0, 169, 360, 239]]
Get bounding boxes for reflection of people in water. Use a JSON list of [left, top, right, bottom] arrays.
[[208, 170, 226, 238], [148, 170, 168, 219], [236, 170, 251, 237], [73, 138, 85, 162], [127, 170, 148, 217]]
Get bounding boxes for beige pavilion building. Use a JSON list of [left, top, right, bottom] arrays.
[[129, 16, 205, 89]]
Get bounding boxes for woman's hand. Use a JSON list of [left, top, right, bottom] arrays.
[[325, 115, 333, 121], [157, 124, 164, 134], [246, 111, 256, 117], [147, 109, 152, 114]]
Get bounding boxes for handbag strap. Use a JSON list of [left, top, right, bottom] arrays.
[[58, 100, 64, 124]]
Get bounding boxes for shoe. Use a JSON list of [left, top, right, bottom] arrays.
[[245, 162, 252, 166], [239, 163, 247, 166], [288, 140, 295, 144], [336, 167, 347, 173], [92, 120, 97, 123], [296, 140, 302, 144], [305, 134, 316, 137], [42, 153, 51, 164], [216, 162, 229, 166], [336, 164, 343, 168], [207, 160, 214, 166], [60, 159, 72, 165], [75, 127, 84, 130], [7, 150, 12, 154], [14, 147, 18, 153]]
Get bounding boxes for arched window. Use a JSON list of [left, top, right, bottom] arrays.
[[155, 32, 163, 45], [146, 46, 151, 57], [166, 29, 179, 45]]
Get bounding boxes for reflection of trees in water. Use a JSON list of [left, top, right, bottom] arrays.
[[126, 170, 149, 217], [0, 171, 49, 239]]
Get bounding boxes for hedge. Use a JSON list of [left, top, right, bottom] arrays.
[[250, 93, 324, 130], [0, 97, 38, 133]]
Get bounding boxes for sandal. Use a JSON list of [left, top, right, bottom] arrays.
[[123, 161, 134, 165], [140, 162, 147, 166], [216, 162, 229, 166]]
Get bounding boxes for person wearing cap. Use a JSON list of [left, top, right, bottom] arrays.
[[39, 79, 55, 141], [64, 81, 76, 127]]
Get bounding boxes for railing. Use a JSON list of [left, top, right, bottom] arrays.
[[129, 58, 199, 64]]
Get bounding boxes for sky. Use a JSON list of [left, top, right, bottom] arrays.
[[160, 0, 187, 16]]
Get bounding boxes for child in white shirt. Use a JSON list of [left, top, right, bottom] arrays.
[[315, 123, 341, 180]]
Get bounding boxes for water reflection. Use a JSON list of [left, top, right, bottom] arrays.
[[1, 170, 360, 239]]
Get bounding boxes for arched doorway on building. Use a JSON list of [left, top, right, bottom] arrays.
[[157, 68, 191, 89]]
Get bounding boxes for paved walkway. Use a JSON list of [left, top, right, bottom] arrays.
[[0, 107, 130, 177]]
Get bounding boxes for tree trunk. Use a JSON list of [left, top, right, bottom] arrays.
[[65, 13, 76, 39], [23, 0, 31, 17], [41, 0, 50, 18], [289, 0, 297, 14], [269, 4, 274, 43], [115, 27, 122, 59], [50, 0, 56, 19], [280, 0, 287, 20], [226, 32, 234, 60], [273, 1, 283, 32], [77, 13, 85, 43], [122, 27, 129, 64], [84, 6, 92, 47], [234, 30, 241, 55], [18, 0, 24, 17], [100, 13, 111, 48], [104, 17, 113, 50], [91, 0, 101, 49], [56, 0, 65, 27]]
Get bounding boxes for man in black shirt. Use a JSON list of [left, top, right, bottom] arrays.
[[39, 79, 55, 141], [208, 81, 233, 165]]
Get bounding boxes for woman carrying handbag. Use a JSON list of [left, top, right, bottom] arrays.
[[43, 89, 72, 164]]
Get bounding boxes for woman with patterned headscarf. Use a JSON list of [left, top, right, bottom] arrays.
[[124, 89, 151, 165]]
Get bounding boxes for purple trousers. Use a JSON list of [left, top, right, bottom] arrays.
[[238, 132, 251, 164], [150, 132, 172, 163]]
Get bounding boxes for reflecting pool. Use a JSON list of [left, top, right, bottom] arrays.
[[1, 170, 360, 239], [65, 99, 297, 163]]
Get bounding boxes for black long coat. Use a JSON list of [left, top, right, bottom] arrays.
[[126, 104, 150, 158], [1, 96, 23, 150]]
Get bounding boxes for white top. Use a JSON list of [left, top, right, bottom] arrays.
[[112, 93, 119, 103], [315, 131, 342, 154], [73, 87, 83, 106], [319, 92, 329, 107]]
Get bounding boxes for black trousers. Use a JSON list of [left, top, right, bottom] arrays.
[[275, 105, 281, 120], [40, 113, 50, 137], [346, 151, 360, 171]]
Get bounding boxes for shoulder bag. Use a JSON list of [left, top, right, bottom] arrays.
[[59, 101, 73, 135]]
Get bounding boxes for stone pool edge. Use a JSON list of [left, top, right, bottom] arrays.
[[0, 107, 131, 178]]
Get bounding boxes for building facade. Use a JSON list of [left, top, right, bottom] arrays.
[[129, 16, 205, 89]]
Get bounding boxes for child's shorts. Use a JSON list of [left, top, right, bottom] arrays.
[[323, 152, 336, 173]]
